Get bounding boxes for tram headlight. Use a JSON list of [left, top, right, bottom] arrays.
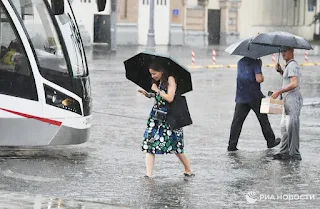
[[44, 85, 82, 115], [52, 94, 57, 103]]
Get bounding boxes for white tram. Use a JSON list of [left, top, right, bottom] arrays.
[[0, 0, 106, 146]]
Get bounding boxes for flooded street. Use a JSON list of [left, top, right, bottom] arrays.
[[0, 46, 320, 208]]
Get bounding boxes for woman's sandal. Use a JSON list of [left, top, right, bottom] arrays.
[[184, 173, 195, 177]]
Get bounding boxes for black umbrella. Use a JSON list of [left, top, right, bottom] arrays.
[[124, 51, 192, 95], [225, 37, 280, 59], [251, 31, 313, 50]]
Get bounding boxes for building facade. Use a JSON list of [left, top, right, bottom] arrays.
[[71, 0, 112, 46], [71, 0, 319, 47], [206, 0, 317, 45], [238, 0, 317, 42], [117, 0, 209, 46]]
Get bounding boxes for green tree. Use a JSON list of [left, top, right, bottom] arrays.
[[310, 12, 320, 25], [310, 12, 320, 40]]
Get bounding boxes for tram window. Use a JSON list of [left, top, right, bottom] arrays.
[[10, 0, 73, 91], [0, 6, 37, 101], [55, 13, 87, 77]]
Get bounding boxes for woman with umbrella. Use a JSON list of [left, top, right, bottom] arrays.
[[139, 62, 194, 178]]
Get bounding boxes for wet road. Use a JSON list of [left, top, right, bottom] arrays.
[[0, 46, 320, 208]]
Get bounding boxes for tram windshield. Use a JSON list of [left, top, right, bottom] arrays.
[[54, 3, 87, 77], [10, 0, 87, 89]]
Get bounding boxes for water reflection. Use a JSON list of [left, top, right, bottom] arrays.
[[224, 150, 308, 207], [33, 197, 67, 209], [140, 178, 192, 209], [31, 195, 131, 209], [33, 197, 124, 209], [0, 147, 89, 184], [0, 192, 133, 209], [277, 160, 302, 186], [0, 147, 88, 162]]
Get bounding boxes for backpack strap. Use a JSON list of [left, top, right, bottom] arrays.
[[285, 59, 297, 68]]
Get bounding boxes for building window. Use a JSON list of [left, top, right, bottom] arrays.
[[198, 0, 207, 7], [143, 0, 149, 5], [156, 0, 166, 6]]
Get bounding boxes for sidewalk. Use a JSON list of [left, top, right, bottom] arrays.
[[85, 45, 320, 107], [85, 44, 320, 69]]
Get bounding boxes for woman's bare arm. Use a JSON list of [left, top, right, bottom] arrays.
[[156, 76, 176, 103]]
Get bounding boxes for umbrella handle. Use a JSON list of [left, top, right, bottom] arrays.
[[276, 50, 281, 72]]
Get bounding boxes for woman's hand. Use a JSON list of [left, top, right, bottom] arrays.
[[151, 83, 159, 93], [138, 90, 150, 98]]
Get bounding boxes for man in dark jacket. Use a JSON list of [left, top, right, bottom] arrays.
[[227, 57, 280, 151]]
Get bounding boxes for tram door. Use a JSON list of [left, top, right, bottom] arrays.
[[0, 6, 38, 101], [0, 3, 46, 145]]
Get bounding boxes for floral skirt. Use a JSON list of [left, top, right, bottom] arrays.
[[142, 117, 184, 154]]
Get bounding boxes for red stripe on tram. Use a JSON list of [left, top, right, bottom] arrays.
[[0, 108, 62, 126]]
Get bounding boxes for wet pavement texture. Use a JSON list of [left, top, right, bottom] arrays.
[[0, 46, 320, 208]]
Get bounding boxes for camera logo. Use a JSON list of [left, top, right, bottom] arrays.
[[245, 191, 258, 204]]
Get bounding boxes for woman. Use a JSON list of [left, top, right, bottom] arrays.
[[139, 62, 194, 178]]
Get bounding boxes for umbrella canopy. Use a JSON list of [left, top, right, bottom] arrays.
[[225, 37, 280, 59], [124, 51, 192, 95], [251, 31, 313, 50]]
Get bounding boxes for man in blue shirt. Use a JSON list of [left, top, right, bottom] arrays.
[[228, 57, 280, 151]]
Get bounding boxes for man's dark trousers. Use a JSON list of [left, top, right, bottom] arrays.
[[228, 98, 276, 149]]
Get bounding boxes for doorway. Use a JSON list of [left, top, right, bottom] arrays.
[[208, 9, 221, 45], [93, 14, 110, 44]]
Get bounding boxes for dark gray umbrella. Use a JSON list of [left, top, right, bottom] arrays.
[[225, 37, 280, 59], [251, 31, 313, 50]]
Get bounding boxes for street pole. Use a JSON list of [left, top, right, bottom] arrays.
[[317, 0, 320, 35], [146, 0, 155, 51], [110, 0, 117, 52]]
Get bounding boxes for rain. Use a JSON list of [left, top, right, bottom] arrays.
[[1, 0, 320, 208]]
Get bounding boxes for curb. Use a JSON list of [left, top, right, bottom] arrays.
[[314, 62, 320, 65], [206, 64, 224, 69], [303, 101, 320, 107], [301, 62, 315, 66], [187, 65, 203, 69], [266, 63, 276, 68], [227, 64, 237, 68]]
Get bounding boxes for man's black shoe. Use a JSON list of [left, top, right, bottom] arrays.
[[273, 153, 282, 159], [227, 147, 238, 151], [268, 137, 281, 148], [290, 156, 302, 161], [273, 153, 290, 160]]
